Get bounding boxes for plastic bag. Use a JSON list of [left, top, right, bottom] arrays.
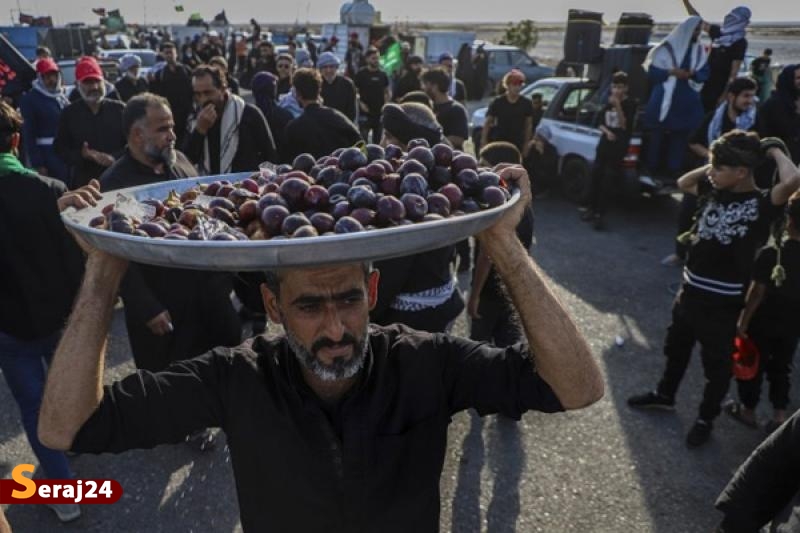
[[732, 335, 760, 381]]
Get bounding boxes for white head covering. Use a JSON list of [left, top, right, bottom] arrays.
[[644, 16, 708, 121]]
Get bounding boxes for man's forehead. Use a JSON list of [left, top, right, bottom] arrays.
[[280, 264, 366, 293]]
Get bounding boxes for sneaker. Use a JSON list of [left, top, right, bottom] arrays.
[[185, 428, 216, 452], [47, 503, 81, 523], [627, 391, 675, 411], [686, 419, 713, 448]]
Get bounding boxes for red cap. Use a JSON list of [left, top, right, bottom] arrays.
[[35, 57, 59, 75], [75, 56, 103, 82], [506, 68, 526, 84], [350, 32, 358, 38]]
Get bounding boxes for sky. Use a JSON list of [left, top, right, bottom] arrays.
[[3, 0, 797, 26]]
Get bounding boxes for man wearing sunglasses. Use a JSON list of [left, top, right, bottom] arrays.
[[480, 69, 534, 155]]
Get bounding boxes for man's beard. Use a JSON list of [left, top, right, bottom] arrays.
[[79, 84, 105, 105], [144, 142, 177, 166], [285, 323, 370, 382]]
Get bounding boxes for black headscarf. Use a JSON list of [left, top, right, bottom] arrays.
[[774, 64, 800, 111], [381, 103, 444, 148]]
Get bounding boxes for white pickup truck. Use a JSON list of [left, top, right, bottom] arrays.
[[471, 76, 657, 203]]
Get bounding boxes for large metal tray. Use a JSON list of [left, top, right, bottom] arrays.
[[62, 173, 521, 271]]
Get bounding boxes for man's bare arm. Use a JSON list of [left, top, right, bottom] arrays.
[[677, 164, 711, 195], [38, 252, 128, 450], [477, 166, 604, 409], [768, 148, 800, 206]]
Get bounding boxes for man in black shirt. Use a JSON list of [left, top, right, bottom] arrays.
[[275, 53, 294, 96], [757, 64, 800, 165], [183, 64, 277, 174], [114, 54, 149, 103], [480, 69, 533, 154], [422, 67, 469, 150], [354, 47, 390, 144], [437, 52, 467, 103], [393, 55, 424, 102], [251, 41, 277, 76], [39, 166, 604, 532], [54, 56, 125, 189], [150, 42, 194, 146], [628, 131, 800, 448], [283, 68, 362, 161], [318, 52, 357, 121]]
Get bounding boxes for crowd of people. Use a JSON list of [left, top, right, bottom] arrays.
[[1, 7, 800, 532]]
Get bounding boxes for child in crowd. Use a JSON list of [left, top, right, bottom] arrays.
[[628, 131, 800, 448], [727, 191, 800, 434]]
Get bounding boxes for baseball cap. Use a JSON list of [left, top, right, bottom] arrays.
[[76, 56, 103, 82], [317, 51, 341, 68], [438, 52, 453, 63], [35, 58, 59, 75], [506, 68, 526, 84]]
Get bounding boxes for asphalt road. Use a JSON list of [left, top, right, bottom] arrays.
[[0, 192, 789, 532]]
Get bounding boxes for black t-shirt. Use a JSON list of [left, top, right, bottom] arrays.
[[601, 98, 637, 138], [70, 325, 563, 532], [701, 28, 748, 110], [683, 179, 781, 303], [433, 100, 469, 142], [487, 95, 534, 151], [321, 76, 357, 122], [750, 241, 800, 337], [750, 56, 771, 78], [354, 67, 389, 116]]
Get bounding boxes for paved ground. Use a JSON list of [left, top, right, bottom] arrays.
[[1, 192, 789, 532]]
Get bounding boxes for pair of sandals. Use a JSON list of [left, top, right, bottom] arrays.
[[725, 401, 784, 434]]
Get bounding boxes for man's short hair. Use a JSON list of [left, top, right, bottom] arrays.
[[0, 101, 22, 153], [208, 56, 228, 72], [35, 46, 51, 57], [728, 76, 757, 96], [398, 91, 433, 108], [192, 64, 227, 89], [277, 53, 294, 65], [263, 263, 372, 299], [421, 67, 450, 94], [611, 71, 629, 86], [531, 93, 543, 101], [160, 41, 176, 51], [710, 129, 762, 169], [122, 93, 171, 138], [764, 48, 773, 56], [479, 141, 522, 166], [292, 68, 322, 100], [365, 47, 379, 58]]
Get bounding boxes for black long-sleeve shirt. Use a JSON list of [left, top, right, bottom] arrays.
[[71, 324, 563, 532], [283, 103, 361, 161], [321, 76, 357, 121], [54, 98, 126, 189], [0, 171, 84, 340], [182, 101, 277, 172]]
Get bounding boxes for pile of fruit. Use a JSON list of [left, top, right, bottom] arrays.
[[91, 140, 511, 241]]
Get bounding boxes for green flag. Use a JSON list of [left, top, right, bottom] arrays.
[[174, 5, 184, 12], [379, 42, 402, 75]]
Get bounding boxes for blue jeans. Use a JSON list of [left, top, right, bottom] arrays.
[[0, 331, 73, 479]]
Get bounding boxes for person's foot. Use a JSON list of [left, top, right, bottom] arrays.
[[627, 391, 675, 411], [185, 428, 216, 452], [660, 253, 684, 267], [686, 419, 713, 448], [47, 503, 81, 523], [724, 401, 758, 428]]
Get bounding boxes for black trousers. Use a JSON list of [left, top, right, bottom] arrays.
[[674, 194, 698, 260], [470, 295, 523, 348], [736, 328, 799, 411], [359, 114, 382, 145], [656, 289, 740, 421], [586, 137, 627, 215]]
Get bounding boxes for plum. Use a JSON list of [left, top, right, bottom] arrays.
[[398, 159, 428, 179], [451, 153, 478, 174], [328, 182, 350, 198], [205, 181, 222, 196], [347, 185, 377, 209], [454, 168, 480, 196], [366, 144, 385, 162], [438, 183, 463, 210], [211, 232, 239, 241], [188, 226, 206, 240], [110, 219, 134, 234], [284, 170, 313, 183], [374, 159, 394, 174], [292, 225, 319, 238], [401, 193, 428, 221], [263, 182, 280, 194], [138, 222, 167, 238], [209, 206, 236, 226], [217, 184, 235, 198], [365, 162, 386, 181], [89, 216, 106, 228], [309, 165, 322, 179], [477, 171, 502, 190], [165, 207, 183, 224], [400, 174, 428, 196], [240, 178, 260, 195], [208, 197, 236, 212], [482, 186, 506, 207], [461, 198, 481, 213], [304, 185, 330, 210], [280, 177, 311, 209], [292, 153, 316, 173], [310, 212, 336, 233], [338, 147, 367, 171], [331, 201, 351, 219], [426, 192, 451, 217], [334, 216, 365, 234], [180, 188, 201, 203], [164, 233, 188, 240], [422, 213, 445, 222], [257, 192, 288, 213], [282, 212, 311, 236], [178, 209, 204, 228], [338, 170, 353, 184], [375, 195, 406, 225], [238, 200, 259, 224], [316, 166, 339, 188], [244, 219, 262, 237], [384, 144, 403, 161], [407, 146, 435, 171], [325, 156, 340, 168], [350, 207, 376, 226], [351, 177, 377, 191], [260, 205, 290, 236], [379, 174, 401, 196], [142, 199, 165, 217], [276, 163, 293, 174], [331, 147, 346, 157], [408, 138, 430, 149], [428, 165, 452, 190], [133, 229, 150, 238], [431, 143, 454, 167]]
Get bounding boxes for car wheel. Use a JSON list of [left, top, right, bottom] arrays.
[[560, 158, 590, 203]]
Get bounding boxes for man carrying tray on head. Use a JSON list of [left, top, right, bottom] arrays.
[[38, 164, 604, 531]]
